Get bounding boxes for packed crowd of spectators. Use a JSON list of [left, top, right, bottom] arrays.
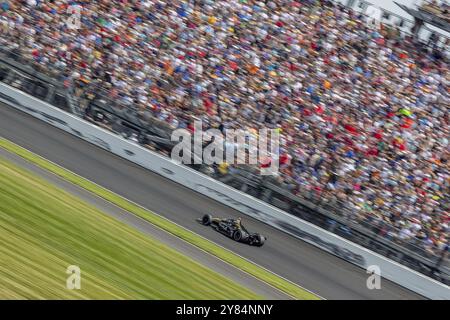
[[0, 0, 448, 256]]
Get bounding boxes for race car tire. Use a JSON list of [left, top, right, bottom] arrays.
[[233, 230, 243, 242], [202, 214, 212, 226], [255, 234, 265, 247]]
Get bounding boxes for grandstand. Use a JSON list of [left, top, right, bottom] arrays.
[[0, 0, 448, 283]]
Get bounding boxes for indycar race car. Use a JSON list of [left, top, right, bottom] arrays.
[[198, 214, 266, 247]]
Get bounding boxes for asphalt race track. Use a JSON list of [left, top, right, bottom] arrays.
[[0, 103, 425, 300]]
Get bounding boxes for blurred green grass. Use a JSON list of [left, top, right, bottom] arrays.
[[0, 137, 321, 300], [0, 157, 262, 299]]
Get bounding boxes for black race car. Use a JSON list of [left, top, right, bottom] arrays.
[[198, 214, 266, 247]]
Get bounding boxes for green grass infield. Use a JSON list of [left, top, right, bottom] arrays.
[[0, 137, 321, 300], [0, 156, 263, 299]]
